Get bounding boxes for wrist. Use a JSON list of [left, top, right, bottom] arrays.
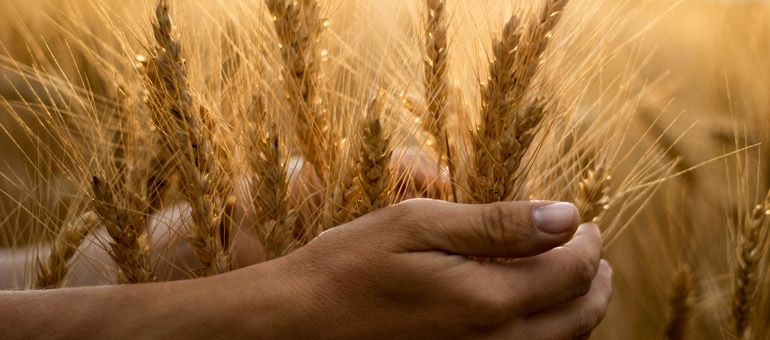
[[198, 255, 318, 339]]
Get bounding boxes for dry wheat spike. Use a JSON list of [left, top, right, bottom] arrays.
[[144, 0, 232, 276], [355, 93, 393, 217], [91, 176, 154, 283], [471, 0, 567, 203], [249, 95, 297, 261], [731, 195, 769, 338], [266, 0, 332, 184], [664, 266, 694, 340], [575, 162, 610, 224], [422, 0, 450, 165], [35, 212, 100, 289]]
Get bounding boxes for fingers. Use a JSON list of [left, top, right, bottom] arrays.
[[375, 199, 579, 258], [520, 260, 613, 340], [493, 223, 604, 314]]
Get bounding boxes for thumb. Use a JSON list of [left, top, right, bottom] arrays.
[[382, 200, 579, 258]]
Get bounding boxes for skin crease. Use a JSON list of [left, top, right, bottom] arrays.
[[0, 149, 612, 339]]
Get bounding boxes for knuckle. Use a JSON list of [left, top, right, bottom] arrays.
[[568, 252, 596, 297], [392, 199, 421, 219], [570, 303, 604, 339], [465, 291, 510, 332], [480, 203, 515, 246]]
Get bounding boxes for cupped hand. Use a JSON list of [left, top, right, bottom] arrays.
[[241, 199, 611, 339]]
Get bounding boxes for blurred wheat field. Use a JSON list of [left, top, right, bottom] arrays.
[[0, 0, 769, 339]]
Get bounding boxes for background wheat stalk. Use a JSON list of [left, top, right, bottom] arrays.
[[35, 212, 99, 289], [248, 94, 297, 261], [730, 193, 769, 339], [422, 0, 450, 167], [266, 0, 332, 185], [664, 266, 694, 340], [144, 0, 233, 276], [91, 176, 154, 283]]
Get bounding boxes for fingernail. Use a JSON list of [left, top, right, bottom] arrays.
[[533, 202, 578, 234]]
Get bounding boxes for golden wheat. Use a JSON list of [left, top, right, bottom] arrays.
[[731, 195, 769, 338], [664, 266, 694, 340], [421, 0, 449, 166], [266, 0, 332, 184], [35, 212, 99, 289], [248, 94, 297, 261], [144, 0, 232, 276], [355, 93, 393, 217]]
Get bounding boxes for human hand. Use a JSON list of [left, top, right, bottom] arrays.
[[0, 199, 609, 340], [239, 199, 611, 339]]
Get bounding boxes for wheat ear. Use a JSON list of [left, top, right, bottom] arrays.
[[248, 96, 297, 261], [88, 88, 154, 284], [511, 0, 569, 100], [35, 212, 99, 289], [575, 162, 610, 224], [422, 0, 450, 165], [471, 1, 566, 203], [319, 158, 359, 233], [731, 196, 769, 338], [355, 93, 393, 217], [664, 266, 695, 340], [266, 0, 331, 184], [91, 177, 154, 283], [145, 0, 232, 276]]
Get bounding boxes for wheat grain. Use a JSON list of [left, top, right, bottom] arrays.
[[88, 88, 154, 284]]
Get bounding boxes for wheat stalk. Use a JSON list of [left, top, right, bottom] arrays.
[[91, 176, 154, 284], [144, 0, 232, 276], [512, 0, 569, 100], [354, 93, 393, 217], [470, 0, 566, 203], [664, 266, 694, 340], [88, 88, 155, 284], [319, 158, 359, 234], [266, 0, 332, 184], [422, 0, 449, 165], [575, 162, 610, 224], [35, 212, 99, 289], [248, 95, 297, 261], [730, 195, 769, 338]]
